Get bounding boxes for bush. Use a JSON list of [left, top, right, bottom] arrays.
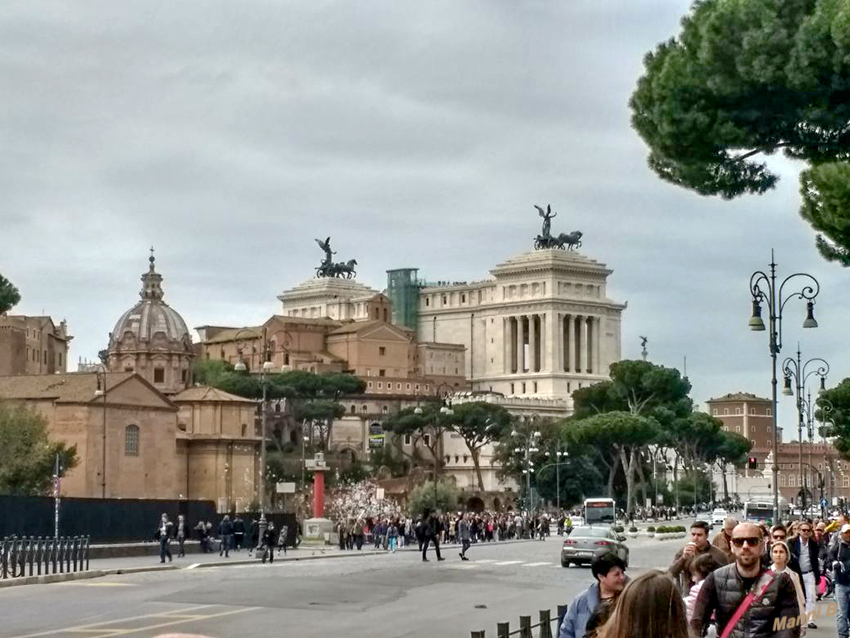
[[408, 480, 460, 515], [647, 526, 656, 533], [676, 526, 686, 533], [629, 526, 638, 533], [613, 525, 625, 532]]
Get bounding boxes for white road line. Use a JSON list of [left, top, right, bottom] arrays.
[[472, 559, 496, 563], [522, 562, 552, 567], [493, 560, 523, 566]]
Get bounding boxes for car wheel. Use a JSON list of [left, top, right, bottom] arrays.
[[561, 560, 570, 568]]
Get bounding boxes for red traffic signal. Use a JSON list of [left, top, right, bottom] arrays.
[[748, 457, 758, 470]]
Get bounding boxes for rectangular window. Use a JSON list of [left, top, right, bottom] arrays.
[[181, 369, 188, 382], [533, 382, 538, 393], [461, 294, 466, 303], [423, 434, 431, 447], [780, 474, 786, 487], [415, 384, 420, 392], [379, 347, 386, 356], [154, 368, 165, 383], [396, 383, 401, 390], [404, 434, 412, 446], [368, 381, 373, 388], [406, 384, 411, 391], [522, 382, 526, 394], [58, 353, 63, 367], [844, 476, 850, 488], [511, 383, 515, 394], [379, 369, 386, 377], [43, 351, 47, 364]]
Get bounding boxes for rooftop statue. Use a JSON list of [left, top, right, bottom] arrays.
[[314, 236, 358, 279], [533, 205, 583, 251]]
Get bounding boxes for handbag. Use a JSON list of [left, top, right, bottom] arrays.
[[719, 571, 776, 638]]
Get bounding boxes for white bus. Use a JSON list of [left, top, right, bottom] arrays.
[[744, 498, 789, 523], [584, 498, 616, 526]]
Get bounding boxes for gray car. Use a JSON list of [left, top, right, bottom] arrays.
[[560, 526, 629, 568]]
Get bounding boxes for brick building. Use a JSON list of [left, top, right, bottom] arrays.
[[0, 315, 72, 376]]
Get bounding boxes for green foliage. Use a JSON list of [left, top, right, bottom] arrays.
[[448, 402, 514, 490], [629, 526, 638, 533], [0, 273, 20, 315], [818, 378, 850, 458], [0, 401, 78, 495], [800, 163, 850, 265], [630, 0, 850, 263], [408, 480, 459, 516], [193, 359, 235, 386], [647, 526, 656, 533], [381, 403, 451, 472], [368, 445, 410, 478], [612, 525, 624, 532]]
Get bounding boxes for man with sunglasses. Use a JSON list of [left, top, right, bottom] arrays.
[[691, 522, 800, 638], [789, 519, 820, 628], [828, 523, 850, 638]]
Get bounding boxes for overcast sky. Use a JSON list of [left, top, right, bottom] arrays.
[[2, 1, 847, 437]]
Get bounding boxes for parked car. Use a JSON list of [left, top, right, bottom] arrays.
[[561, 526, 629, 568]]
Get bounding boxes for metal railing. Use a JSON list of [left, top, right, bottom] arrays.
[[470, 606, 567, 638], [1, 536, 90, 579]]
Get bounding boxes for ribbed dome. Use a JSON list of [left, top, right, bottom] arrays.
[[109, 252, 191, 348], [111, 299, 190, 345]]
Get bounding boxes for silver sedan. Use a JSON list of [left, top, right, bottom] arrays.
[[560, 526, 629, 568]]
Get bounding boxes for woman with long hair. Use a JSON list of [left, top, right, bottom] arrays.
[[597, 570, 688, 638]]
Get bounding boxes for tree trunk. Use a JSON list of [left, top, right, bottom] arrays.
[[470, 446, 485, 491], [721, 463, 729, 501], [673, 454, 680, 512], [635, 452, 648, 509], [619, 447, 636, 514]]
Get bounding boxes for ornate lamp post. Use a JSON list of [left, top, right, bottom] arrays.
[[781, 347, 828, 514], [93, 366, 108, 498], [749, 251, 820, 522], [513, 413, 542, 513], [233, 328, 275, 547], [541, 441, 569, 511]]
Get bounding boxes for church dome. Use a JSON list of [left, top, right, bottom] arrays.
[[109, 253, 191, 349]]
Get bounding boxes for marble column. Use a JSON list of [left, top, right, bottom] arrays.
[[517, 315, 526, 372], [566, 314, 575, 373], [529, 314, 537, 373], [594, 317, 602, 375], [552, 313, 562, 374], [503, 317, 511, 374], [578, 316, 587, 374]]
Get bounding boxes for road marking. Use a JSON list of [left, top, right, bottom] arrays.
[[473, 559, 496, 563], [186, 563, 201, 569], [6, 605, 215, 638], [448, 564, 477, 569], [65, 606, 259, 637], [493, 560, 523, 566], [522, 562, 552, 567]]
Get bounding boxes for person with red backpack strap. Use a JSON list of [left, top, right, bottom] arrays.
[[690, 522, 800, 638]]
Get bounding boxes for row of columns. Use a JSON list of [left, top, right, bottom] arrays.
[[502, 313, 602, 375]]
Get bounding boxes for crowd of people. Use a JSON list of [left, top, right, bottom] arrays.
[[153, 513, 292, 564], [335, 510, 557, 557], [559, 512, 850, 638]]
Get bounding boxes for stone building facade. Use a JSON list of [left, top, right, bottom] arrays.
[[417, 248, 625, 408], [0, 315, 72, 376]]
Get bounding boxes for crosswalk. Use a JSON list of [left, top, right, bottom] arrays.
[[446, 558, 559, 570]]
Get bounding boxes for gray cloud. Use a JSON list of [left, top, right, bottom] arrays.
[[2, 0, 847, 438]]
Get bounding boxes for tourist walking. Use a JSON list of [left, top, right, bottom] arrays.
[[218, 515, 233, 558], [596, 570, 688, 638], [458, 513, 471, 561], [770, 540, 806, 635], [828, 523, 850, 638], [232, 515, 245, 551], [155, 513, 173, 563], [175, 514, 189, 558], [668, 521, 728, 594], [690, 522, 800, 638], [558, 552, 626, 638], [261, 522, 277, 564], [421, 510, 444, 562], [789, 519, 820, 629]]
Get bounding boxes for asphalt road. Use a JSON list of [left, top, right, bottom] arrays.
[[0, 536, 838, 638]]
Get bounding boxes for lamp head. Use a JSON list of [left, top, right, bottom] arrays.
[[414, 406, 423, 415], [281, 364, 292, 372], [234, 360, 247, 372], [803, 301, 818, 329], [782, 376, 794, 396], [819, 376, 826, 395], [262, 360, 275, 372], [749, 300, 766, 331]]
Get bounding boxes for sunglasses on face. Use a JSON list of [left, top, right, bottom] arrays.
[[772, 534, 786, 540], [731, 537, 761, 547], [800, 528, 812, 533]]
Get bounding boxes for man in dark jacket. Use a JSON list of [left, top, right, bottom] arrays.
[[154, 513, 173, 564], [232, 515, 245, 551], [691, 522, 800, 638], [669, 521, 729, 594], [261, 522, 277, 564], [458, 513, 472, 561], [789, 519, 820, 628], [218, 515, 233, 557], [422, 510, 445, 562], [828, 523, 850, 638]]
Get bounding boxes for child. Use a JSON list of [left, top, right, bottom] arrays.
[[683, 552, 721, 623]]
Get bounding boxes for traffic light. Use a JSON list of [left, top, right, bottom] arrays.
[[54, 453, 65, 478], [748, 457, 758, 470]]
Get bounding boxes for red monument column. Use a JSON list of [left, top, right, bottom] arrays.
[[304, 453, 332, 542], [313, 467, 325, 518]]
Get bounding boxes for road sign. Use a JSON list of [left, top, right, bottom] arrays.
[[376, 488, 385, 501], [821, 498, 828, 508], [276, 482, 296, 494]]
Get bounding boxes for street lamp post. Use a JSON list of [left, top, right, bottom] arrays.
[[543, 441, 568, 511], [233, 328, 276, 548], [513, 414, 541, 513], [749, 251, 820, 522], [781, 346, 828, 514], [94, 367, 108, 498]]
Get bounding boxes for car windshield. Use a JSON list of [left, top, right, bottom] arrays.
[[571, 527, 611, 538]]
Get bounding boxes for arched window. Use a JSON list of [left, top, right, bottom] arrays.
[[350, 405, 356, 414], [766, 408, 772, 416], [125, 425, 140, 457], [361, 405, 368, 414]]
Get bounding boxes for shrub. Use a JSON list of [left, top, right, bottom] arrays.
[[629, 526, 638, 533], [613, 525, 625, 532], [647, 526, 656, 533], [677, 526, 686, 533]]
